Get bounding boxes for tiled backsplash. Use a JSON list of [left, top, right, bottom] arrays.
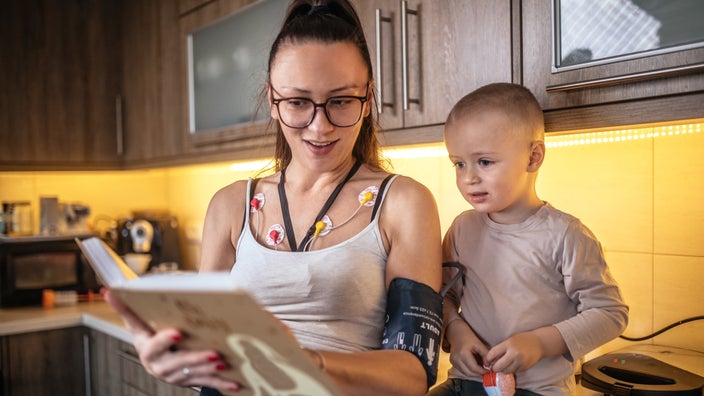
[[1, 120, 702, 356]]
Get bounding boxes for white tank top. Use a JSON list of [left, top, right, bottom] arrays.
[[232, 176, 398, 352]]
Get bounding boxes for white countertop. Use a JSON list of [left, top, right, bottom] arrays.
[[0, 301, 133, 343]]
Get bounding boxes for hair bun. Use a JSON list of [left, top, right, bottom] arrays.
[[307, 4, 331, 15]]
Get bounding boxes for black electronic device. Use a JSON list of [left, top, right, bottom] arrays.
[[581, 345, 704, 395], [115, 215, 182, 271]]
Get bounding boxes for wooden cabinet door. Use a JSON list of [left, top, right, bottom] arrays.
[[0, 327, 86, 396], [521, 0, 704, 117], [0, 0, 121, 170], [121, 0, 185, 165], [355, 0, 513, 132], [89, 328, 122, 396], [118, 340, 198, 396]]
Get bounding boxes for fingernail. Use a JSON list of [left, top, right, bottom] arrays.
[[172, 334, 182, 342], [207, 354, 221, 362], [228, 385, 240, 392], [216, 363, 227, 371]]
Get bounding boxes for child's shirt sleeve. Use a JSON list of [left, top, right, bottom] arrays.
[[553, 219, 629, 360]]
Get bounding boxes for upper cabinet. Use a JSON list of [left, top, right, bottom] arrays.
[[120, 0, 185, 167], [0, 0, 122, 170], [521, 0, 704, 131], [178, 0, 287, 162], [354, 0, 513, 141]]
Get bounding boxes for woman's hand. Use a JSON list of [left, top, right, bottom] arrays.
[[102, 289, 241, 393], [445, 319, 489, 377]]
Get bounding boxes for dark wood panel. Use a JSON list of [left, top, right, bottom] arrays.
[[2, 327, 86, 395], [121, 0, 184, 162], [0, 0, 122, 168]]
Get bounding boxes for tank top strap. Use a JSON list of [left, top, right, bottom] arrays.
[[241, 178, 259, 233], [370, 174, 399, 222]]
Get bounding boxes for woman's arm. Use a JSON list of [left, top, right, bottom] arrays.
[[199, 180, 248, 272], [319, 175, 443, 396]]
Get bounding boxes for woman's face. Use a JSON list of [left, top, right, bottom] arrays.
[[268, 41, 371, 171]]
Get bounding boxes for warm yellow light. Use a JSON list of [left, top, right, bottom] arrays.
[[546, 120, 702, 148], [228, 159, 272, 172], [382, 143, 447, 159]]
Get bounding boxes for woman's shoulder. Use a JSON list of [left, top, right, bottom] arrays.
[[384, 174, 437, 207], [210, 179, 250, 204]]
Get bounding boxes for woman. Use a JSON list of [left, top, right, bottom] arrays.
[[105, 1, 443, 395]]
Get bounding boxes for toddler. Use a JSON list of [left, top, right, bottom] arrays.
[[429, 83, 629, 395]]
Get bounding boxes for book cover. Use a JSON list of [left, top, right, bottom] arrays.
[[76, 237, 340, 396]]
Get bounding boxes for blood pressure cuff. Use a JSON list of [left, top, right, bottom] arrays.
[[382, 278, 444, 389]]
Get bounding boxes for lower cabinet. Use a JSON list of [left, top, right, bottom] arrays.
[[0, 327, 198, 396], [0, 327, 87, 396], [89, 328, 198, 396]]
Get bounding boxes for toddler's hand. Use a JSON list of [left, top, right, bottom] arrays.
[[445, 320, 490, 376], [484, 331, 543, 373]]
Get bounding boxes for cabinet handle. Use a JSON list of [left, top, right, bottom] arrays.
[[546, 62, 704, 92], [83, 333, 92, 396], [115, 95, 124, 156], [375, 9, 393, 114], [401, 1, 419, 111]]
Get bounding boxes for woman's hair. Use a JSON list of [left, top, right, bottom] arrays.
[[261, 0, 387, 173]]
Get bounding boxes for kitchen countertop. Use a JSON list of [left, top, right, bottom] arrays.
[[0, 302, 607, 395], [0, 301, 132, 343]]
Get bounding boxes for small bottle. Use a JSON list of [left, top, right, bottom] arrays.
[[42, 289, 78, 308]]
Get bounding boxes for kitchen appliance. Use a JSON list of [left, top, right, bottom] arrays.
[[1, 201, 33, 236], [581, 344, 704, 395], [115, 213, 182, 272], [0, 234, 100, 307]]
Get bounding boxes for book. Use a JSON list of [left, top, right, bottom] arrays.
[[76, 236, 340, 396]]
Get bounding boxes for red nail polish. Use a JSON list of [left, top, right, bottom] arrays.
[[172, 334, 182, 342], [216, 363, 227, 371], [208, 354, 220, 362]]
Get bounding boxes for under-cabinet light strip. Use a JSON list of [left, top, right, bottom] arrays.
[[546, 122, 702, 148], [226, 122, 702, 170]]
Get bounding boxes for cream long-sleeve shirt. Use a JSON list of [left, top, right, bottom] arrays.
[[442, 203, 628, 395]]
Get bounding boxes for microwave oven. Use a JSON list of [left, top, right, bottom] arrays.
[[0, 235, 101, 307]]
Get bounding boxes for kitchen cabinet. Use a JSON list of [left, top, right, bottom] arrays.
[[0, 0, 122, 171], [178, 0, 282, 163], [89, 328, 197, 396], [520, 0, 704, 132], [88, 327, 122, 395], [120, 0, 185, 167], [354, 0, 513, 143], [0, 327, 87, 396], [179, 0, 216, 16], [119, 340, 198, 396]]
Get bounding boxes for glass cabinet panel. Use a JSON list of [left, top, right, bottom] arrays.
[[187, 0, 288, 134], [554, 0, 704, 71]]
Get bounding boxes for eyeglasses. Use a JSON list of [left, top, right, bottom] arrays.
[[270, 85, 369, 128]]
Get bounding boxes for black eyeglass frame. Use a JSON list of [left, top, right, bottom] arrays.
[[270, 84, 370, 129]]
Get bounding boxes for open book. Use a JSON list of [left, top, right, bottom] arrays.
[[76, 237, 340, 396]]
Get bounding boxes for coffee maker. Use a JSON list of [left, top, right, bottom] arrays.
[[115, 213, 182, 271]]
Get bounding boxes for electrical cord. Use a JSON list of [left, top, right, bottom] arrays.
[[619, 315, 704, 341]]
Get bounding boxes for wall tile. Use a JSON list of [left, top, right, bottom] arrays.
[[539, 133, 653, 254], [652, 255, 704, 351], [653, 123, 704, 256], [584, 251, 654, 361]]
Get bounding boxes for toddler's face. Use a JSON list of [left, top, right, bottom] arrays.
[[444, 109, 536, 224]]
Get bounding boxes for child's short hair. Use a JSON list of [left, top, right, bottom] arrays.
[[446, 83, 545, 141]]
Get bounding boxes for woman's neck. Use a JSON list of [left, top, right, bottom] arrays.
[[284, 157, 358, 192]]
